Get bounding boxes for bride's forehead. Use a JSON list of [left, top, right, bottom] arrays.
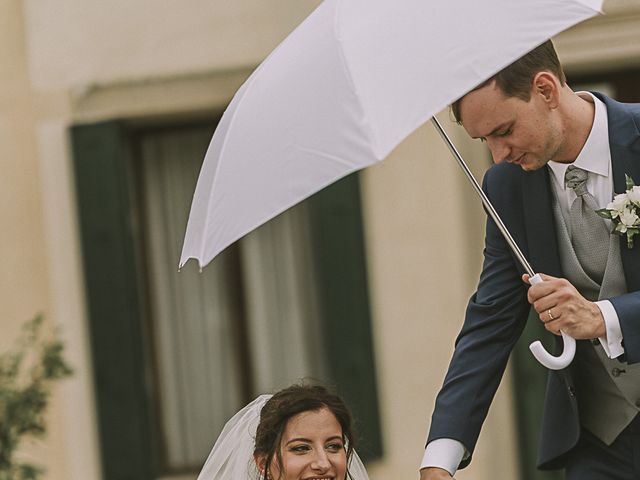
[[283, 408, 342, 437]]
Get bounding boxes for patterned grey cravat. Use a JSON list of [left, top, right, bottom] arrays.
[[565, 165, 610, 284]]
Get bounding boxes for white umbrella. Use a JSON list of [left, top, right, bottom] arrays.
[[180, 0, 603, 369]]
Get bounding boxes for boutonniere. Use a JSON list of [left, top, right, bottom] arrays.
[[596, 174, 640, 249]]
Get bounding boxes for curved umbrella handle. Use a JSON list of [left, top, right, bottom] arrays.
[[527, 273, 577, 370]]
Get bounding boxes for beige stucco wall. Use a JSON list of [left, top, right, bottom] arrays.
[[360, 116, 519, 479], [0, 1, 48, 347], [1, 0, 639, 479]]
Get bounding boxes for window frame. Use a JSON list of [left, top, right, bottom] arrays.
[[71, 118, 383, 479]]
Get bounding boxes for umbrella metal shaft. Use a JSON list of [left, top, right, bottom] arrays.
[[431, 117, 536, 277]]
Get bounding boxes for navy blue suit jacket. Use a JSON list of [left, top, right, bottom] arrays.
[[427, 94, 640, 470]]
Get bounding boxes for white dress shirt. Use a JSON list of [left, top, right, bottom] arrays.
[[420, 92, 625, 475], [546, 92, 624, 359]]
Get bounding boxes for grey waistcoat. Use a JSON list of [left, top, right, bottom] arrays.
[[552, 189, 640, 445]]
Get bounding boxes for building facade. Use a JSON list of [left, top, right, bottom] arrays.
[[2, 1, 639, 479]]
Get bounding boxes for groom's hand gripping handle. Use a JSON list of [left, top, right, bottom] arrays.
[[524, 273, 578, 370]]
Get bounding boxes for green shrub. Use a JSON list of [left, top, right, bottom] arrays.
[[0, 315, 73, 480]]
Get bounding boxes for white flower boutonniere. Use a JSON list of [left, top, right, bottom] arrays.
[[596, 174, 640, 249]]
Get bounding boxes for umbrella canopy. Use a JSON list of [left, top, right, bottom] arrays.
[[180, 0, 602, 269], [180, 0, 605, 370]]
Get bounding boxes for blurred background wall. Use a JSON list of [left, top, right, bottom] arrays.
[[1, 0, 639, 479]]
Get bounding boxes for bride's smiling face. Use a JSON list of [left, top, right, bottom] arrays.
[[271, 407, 347, 480]]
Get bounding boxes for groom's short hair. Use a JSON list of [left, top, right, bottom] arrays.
[[451, 40, 567, 123]]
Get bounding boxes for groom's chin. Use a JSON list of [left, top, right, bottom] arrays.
[[520, 159, 546, 172]]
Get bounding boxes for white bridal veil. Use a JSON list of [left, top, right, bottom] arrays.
[[197, 394, 370, 480]]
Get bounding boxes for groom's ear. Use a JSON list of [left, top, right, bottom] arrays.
[[532, 71, 560, 109]]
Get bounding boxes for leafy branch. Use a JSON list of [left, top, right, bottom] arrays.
[[0, 315, 73, 480]]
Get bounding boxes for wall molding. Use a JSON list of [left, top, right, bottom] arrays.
[[556, 5, 640, 75], [71, 66, 253, 124]]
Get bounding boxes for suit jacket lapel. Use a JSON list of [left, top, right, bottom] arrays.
[[521, 167, 563, 278], [512, 95, 639, 285], [519, 94, 640, 358], [521, 167, 565, 355], [598, 93, 640, 292]]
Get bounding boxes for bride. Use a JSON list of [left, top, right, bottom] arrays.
[[197, 383, 370, 480]]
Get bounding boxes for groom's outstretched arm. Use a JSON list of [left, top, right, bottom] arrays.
[[424, 165, 531, 473]]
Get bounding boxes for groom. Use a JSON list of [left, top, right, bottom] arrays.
[[420, 41, 640, 479]]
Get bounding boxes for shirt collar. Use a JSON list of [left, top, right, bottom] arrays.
[[547, 92, 611, 189]]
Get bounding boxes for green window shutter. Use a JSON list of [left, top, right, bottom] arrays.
[[71, 121, 153, 480], [71, 120, 383, 474], [308, 173, 383, 461]]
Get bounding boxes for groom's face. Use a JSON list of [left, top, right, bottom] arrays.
[[457, 79, 562, 171]]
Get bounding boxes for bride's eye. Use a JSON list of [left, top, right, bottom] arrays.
[[326, 442, 344, 452], [290, 444, 311, 453]]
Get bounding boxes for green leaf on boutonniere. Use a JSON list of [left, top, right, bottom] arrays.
[[595, 208, 613, 219], [625, 174, 636, 190], [627, 228, 639, 249]]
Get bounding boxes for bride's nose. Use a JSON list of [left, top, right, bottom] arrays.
[[310, 450, 331, 471]]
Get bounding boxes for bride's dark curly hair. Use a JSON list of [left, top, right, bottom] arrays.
[[253, 384, 356, 480]]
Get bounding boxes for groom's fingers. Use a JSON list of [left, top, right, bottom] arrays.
[[526, 276, 573, 305], [542, 318, 563, 336], [522, 272, 558, 285]]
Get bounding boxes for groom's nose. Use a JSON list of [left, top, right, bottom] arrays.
[[486, 137, 511, 164]]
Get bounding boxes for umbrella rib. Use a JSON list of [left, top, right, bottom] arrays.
[[333, 0, 380, 160], [196, 32, 320, 266], [196, 70, 265, 265]]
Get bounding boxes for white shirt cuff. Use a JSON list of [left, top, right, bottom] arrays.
[[420, 438, 466, 476], [595, 300, 624, 358]]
